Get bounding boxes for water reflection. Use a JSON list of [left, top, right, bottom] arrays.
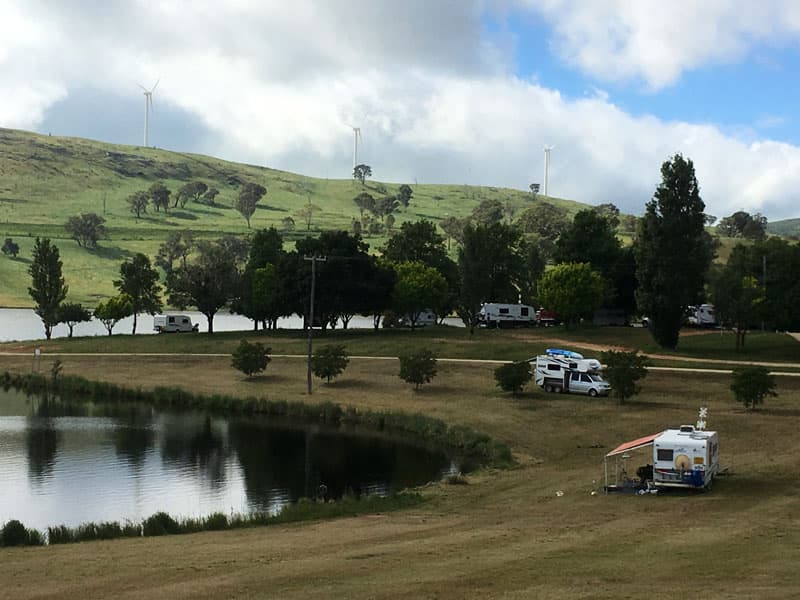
[[0, 391, 457, 530]]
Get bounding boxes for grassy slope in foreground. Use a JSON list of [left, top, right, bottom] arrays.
[[0, 327, 799, 598], [0, 127, 589, 306]]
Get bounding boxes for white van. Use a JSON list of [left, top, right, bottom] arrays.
[[153, 314, 199, 333]]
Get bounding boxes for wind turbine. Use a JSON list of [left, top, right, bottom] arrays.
[[351, 126, 362, 169], [543, 145, 555, 197], [138, 80, 159, 147]]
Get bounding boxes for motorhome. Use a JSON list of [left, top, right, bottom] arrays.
[[397, 309, 437, 328], [479, 303, 537, 328], [652, 426, 719, 489], [153, 314, 199, 333], [530, 348, 610, 396]]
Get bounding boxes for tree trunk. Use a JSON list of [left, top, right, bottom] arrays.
[[206, 313, 214, 334], [132, 312, 138, 335], [45, 324, 52, 340], [68, 325, 74, 338]]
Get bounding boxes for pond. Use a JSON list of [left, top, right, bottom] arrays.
[[0, 389, 458, 531]]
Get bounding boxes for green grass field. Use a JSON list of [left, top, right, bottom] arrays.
[[0, 127, 590, 306]]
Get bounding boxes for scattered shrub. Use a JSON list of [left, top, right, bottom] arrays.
[[204, 512, 229, 531], [1, 519, 29, 547], [142, 512, 180, 536], [494, 362, 532, 395], [311, 344, 350, 383], [398, 349, 438, 390], [231, 340, 271, 378], [731, 366, 777, 410]]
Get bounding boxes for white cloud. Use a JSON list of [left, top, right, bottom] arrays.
[[521, 0, 800, 90], [1, 0, 800, 220]]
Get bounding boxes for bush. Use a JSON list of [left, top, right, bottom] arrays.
[[731, 366, 777, 410], [398, 349, 438, 390], [311, 344, 350, 383], [204, 512, 229, 531], [600, 350, 649, 404], [231, 340, 271, 378], [142, 512, 180, 536], [1, 520, 29, 547], [494, 362, 532, 395]]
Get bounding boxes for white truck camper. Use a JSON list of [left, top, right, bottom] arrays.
[[531, 348, 610, 396], [153, 314, 199, 333], [479, 303, 537, 328], [652, 426, 719, 489]]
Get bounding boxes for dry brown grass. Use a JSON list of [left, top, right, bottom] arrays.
[[1, 353, 800, 599]]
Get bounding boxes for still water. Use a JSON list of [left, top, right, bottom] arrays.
[[0, 389, 457, 531], [0, 308, 464, 342]]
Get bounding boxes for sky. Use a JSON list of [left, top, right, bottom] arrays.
[[3, 0, 800, 220]]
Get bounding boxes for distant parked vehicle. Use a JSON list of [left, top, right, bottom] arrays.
[[686, 304, 717, 327], [397, 309, 437, 328], [479, 303, 537, 328], [153, 314, 199, 333], [530, 348, 610, 396]]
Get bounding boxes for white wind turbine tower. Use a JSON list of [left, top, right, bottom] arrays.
[[543, 144, 555, 197], [138, 80, 159, 147], [351, 126, 362, 169]]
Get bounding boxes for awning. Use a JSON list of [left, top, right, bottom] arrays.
[[606, 432, 662, 457]]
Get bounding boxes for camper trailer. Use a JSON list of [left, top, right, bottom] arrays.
[[479, 303, 537, 328], [153, 314, 199, 333], [397, 309, 437, 328], [652, 426, 719, 489], [687, 304, 717, 327], [530, 348, 610, 396]]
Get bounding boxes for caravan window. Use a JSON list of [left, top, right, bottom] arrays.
[[657, 449, 673, 461], [168, 316, 175, 324], [548, 364, 560, 371], [521, 307, 529, 316], [499, 308, 509, 314]]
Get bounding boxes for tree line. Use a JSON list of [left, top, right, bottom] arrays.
[[18, 153, 795, 350]]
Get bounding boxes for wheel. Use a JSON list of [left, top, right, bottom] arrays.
[[545, 384, 553, 393], [589, 388, 598, 397]]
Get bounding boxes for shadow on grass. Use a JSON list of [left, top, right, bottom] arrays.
[[241, 373, 291, 384], [167, 211, 199, 221], [89, 245, 135, 261]]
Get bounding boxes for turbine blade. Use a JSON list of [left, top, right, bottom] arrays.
[[151, 79, 160, 92]]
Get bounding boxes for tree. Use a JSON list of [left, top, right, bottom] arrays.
[[94, 294, 133, 336], [711, 249, 764, 351], [731, 366, 777, 410], [175, 181, 208, 208], [717, 211, 767, 240], [592, 203, 620, 229], [537, 263, 605, 327], [296, 202, 321, 231], [515, 202, 569, 260], [392, 261, 449, 328], [127, 191, 149, 218], [439, 216, 467, 249], [311, 344, 350, 383], [353, 192, 376, 218], [471, 199, 504, 226], [529, 183, 540, 199], [1, 237, 19, 258], [281, 216, 295, 231], [28, 238, 68, 340], [373, 195, 399, 219], [353, 164, 372, 186], [600, 351, 649, 404], [167, 239, 240, 333], [398, 349, 438, 390], [457, 222, 527, 333], [235, 228, 285, 329], [635, 154, 714, 349], [148, 182, 171, 213], [65, 213, 107, 248], [236, 182, 267, 228], [555, 210, 621, 278], [201, 187, 220, 205], [231, 340, 271, 378], [56, 302, 92, 338], [494, 362, 532, 396], [155, 231, 193, 275], [115, 253, 163, 334], [397, 184, 413, 209]]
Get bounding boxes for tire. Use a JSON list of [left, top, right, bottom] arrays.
[[545, 384, 553, 393], [589, 388, 598, 397]]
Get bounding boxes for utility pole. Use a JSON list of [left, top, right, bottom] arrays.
[[304, 254, 327, 394]]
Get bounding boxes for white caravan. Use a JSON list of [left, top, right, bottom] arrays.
[[652, 426, 719, 489], [687, 304, 717, 327], [153, 314, 199, 333], [479, 303, 537, 328], [397, 309, 437, 328], [530, 348, 610, 396]]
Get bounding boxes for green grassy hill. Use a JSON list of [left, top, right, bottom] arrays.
[[768, 218, 800, 238], [0, 128, 590, 306]]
